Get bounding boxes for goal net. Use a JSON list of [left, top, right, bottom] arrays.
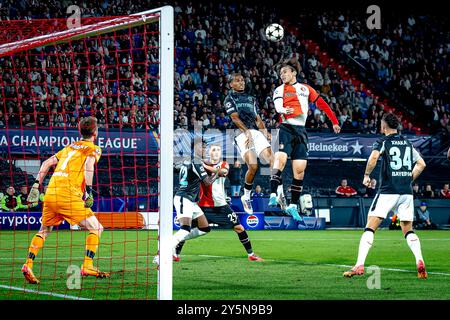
[[0, 6, 173, 300]]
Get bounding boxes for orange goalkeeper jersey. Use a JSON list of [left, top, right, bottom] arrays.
[[45, 140, 101, 200]]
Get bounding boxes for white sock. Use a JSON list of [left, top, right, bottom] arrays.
[[244, 187, 252, 199], [406, 232, 424, 264], [172, 229, 190, 248], [277, 185, 284, 196], [356, 230, 374, 266], [184, 228, 208, 241], [270, 192, 276, 198]]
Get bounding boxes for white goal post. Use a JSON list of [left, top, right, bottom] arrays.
[[0, 5, 174, 301], [158, 5, 174, 301]]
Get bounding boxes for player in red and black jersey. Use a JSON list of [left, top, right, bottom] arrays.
[[175, 144, 264, 262]]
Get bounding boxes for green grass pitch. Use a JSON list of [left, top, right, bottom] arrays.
[[0, 229, 449, 300]]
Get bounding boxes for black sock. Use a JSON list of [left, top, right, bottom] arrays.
[[237, 230, 253, 254], [290, 179, 303, 205], [270, 169, 282, 194], [176, 240, 185, 255], [244, 183, 253, 191]]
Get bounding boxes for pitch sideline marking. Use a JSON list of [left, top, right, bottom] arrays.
[[0, 284, 91, 300]]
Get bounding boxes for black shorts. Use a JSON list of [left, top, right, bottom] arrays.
[[199, 205, 241, 228], [278, 123, 309, 160]]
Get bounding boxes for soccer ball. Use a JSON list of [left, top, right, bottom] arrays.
[[265, 23, 284, 42]]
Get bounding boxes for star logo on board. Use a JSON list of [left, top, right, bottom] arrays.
[[350, 140, 364, 155]]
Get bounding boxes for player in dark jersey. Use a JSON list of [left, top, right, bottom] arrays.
[[344, 113, 428, 279], [153, 140, 218, 264], [225, 73, 274, 215], [174, 144, 264, 262]]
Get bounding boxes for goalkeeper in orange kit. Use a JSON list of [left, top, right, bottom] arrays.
[[22, 116, 109, 284]]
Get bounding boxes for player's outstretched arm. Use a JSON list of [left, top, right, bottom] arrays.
[[202, 163, 228, 177], [363, 150, 380, 187], [27, 155, 58, 203], [412, 158, 426, 182]]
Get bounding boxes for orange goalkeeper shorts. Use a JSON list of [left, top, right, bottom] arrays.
[[42, 195, 95, 226]]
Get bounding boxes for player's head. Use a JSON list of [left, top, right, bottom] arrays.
[[228, 73, 245, 92], [20, 186, 27, 194], [193, 138, 207, 160], [341, 179, 347, 187], [78, 116, 98, 140], [208, 144, 222, 163], [381, 113, 400, 134], [279, 59, 300, 84]]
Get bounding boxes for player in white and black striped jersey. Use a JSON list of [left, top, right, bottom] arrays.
[[344, 113, 428, 279]]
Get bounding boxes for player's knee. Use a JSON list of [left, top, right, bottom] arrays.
[[234, 225, 245, 233], [248, 163, 258, 173]]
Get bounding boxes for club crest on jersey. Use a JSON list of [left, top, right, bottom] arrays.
[[246, 215, 259, 228], [173, 216, 180, 228]]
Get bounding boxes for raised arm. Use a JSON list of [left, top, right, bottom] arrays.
[[27, 155, 58, 203]]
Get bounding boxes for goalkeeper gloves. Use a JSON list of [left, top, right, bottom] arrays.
[[83, 186, 94, 208], [27, 180, 40, 203]]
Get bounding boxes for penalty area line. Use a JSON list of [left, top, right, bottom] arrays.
[[191, 254, 450, 277], [0, 284, 91, 300]]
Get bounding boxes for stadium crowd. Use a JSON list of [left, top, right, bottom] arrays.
[[2, 0, 448, 136], [0, 1, 449, 200], [315, 11, 450, 135]]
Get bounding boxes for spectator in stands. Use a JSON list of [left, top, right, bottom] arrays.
[[335, 179, 358, 197], [423, 184, 435, 198], [402, 122, 416, 135], [412, 183, 423, 198], [16, 186, 38, 211], [414, 201, 437, 230], [440, 183, 450, 198], [228, 160, 242, 197], [252, 185, 265, 198], [1, 186, 20, 212], [364, 178, 377, 197]]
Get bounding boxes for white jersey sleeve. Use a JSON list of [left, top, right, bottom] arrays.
[[273, 84, 286, 114]]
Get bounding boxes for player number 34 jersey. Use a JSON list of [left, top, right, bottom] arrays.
[[373, 134, 422, 195]]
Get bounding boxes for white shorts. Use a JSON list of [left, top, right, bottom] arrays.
[[367, 194, 414, 222], [174, 195, 204, 220], [234, 129, 271, 159]]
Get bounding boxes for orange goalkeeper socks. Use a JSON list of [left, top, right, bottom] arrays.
[[26, 234, 45, 268], [83, 233, 100, 267]]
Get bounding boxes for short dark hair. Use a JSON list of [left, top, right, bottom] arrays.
[[280, 58, 301, 74], [79, 116, 98, 139], [382, 113, 400, 130]]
